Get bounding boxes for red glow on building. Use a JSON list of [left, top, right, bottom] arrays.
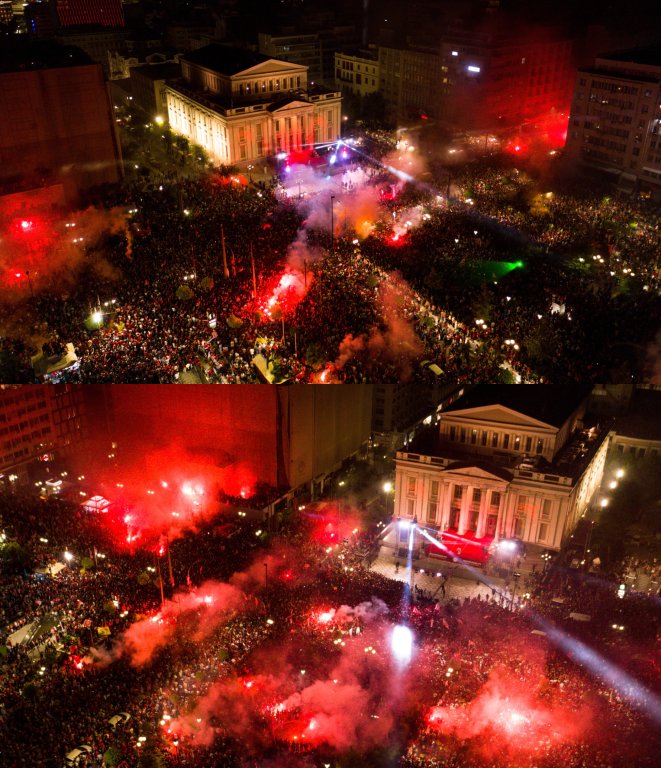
[[55, 0, 125, 28], [424, 529, 492, 565]]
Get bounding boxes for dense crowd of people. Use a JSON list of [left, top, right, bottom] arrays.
[[1, 129, 659, 383], [2, 484, 660, 768]]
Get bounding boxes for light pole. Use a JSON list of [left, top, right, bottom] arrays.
[[330, 195, 335, 251]]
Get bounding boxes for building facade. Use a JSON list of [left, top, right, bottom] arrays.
[[379, 45, 442, 123], [335, 51, 379, 98], [565, 46, 661, 197], [165, 44, 341, 167], [372, 384, 461, 452], [0, 385, 85, 480], [0, 41, 122, 202], [130, 62, 181, 119], [439, 28, 574, 130], [258, 32, 323, 83], [105, 386, 372, 496], [394, 387, 610, 552]]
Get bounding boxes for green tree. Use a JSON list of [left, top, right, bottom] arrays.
[[0, 541, 32, 574], [103, 746, 122, 767]]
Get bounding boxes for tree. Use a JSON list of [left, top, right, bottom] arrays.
[[103, 746, 122, 767], [0, 541, 32, 574], [176, 284, 194, 301]]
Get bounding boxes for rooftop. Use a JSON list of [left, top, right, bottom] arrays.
[[599, 45, 661, 68], [181, 44, 273, 76], [0, 40, 92, 73], [130, 62, 181, 81], [400, 419, 612, 483], [614, 389, 661, 440], [443, 385, 593, 429]]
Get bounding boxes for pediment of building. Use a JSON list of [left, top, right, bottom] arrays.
[[444, 405, 557, 432], [442, 462, 512, 484], [268, 99, 314, 113], [233, 59, 307, 78]]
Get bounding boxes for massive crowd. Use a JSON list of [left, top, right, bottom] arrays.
[[1, 485, 660, 768], [1, 132, 659, 384]]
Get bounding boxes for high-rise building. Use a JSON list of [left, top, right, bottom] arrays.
[[565, 45, 661, 198], [379, 45, 442, 123], [372, 384, 461, 451], [394, 386, 610, 553], [54, 0, 124, 28], [258, 32, 324, 83], [0, 40, 122, 202], [105, 386, 373, 498], [0, 1, 13, 25], [0, 385, 85, 480], [439, 23, 574, 130]]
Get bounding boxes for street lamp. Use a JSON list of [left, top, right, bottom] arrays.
[[64, 551, 73, 565], [383, 481, 393, 517]]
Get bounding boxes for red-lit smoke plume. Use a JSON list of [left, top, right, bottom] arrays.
[[427, 666, 592, 759], [335, 273, 424, 381]]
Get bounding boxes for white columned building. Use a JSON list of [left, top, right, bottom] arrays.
[[394, 387, 610, 555], [164, 44, 342, 167]]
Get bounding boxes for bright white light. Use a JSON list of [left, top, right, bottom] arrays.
[[329, 154, 337, 164], [391, 625, 413, 665], [398, 519, 411, 530], [467, 65, 481, 73], [154, 115, 164, 126], [383, 481, 393, 493], [92, 311, 103, 324], [64, 551, 73, 562], [451, 51, 458, 56], [498, 539, 517, 552], [615, 469, 624, 479]]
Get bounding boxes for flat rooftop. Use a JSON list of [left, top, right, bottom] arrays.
[[598, 45, 661, 68], [0, 40, 92, 73], [443, 385, 593, 429], [614, 389, 661, 440]]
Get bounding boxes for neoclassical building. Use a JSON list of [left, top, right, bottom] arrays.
[[165, 44, 342, 166], [394, 386, 610, 552]]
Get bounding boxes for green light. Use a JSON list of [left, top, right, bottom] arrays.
[[475, 260, 525, 279]]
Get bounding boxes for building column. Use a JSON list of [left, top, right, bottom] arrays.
[[457, 484, 470, 535], [498, 490, 512, 540], [475, 487, 488, 538]]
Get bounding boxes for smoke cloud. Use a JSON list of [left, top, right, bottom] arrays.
[[335, 273, 424, 381]]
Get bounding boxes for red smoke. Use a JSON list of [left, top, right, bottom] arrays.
[[106, 580, 246, 666], [427, 666, 591, 759], [0, 201, 128, 297], [91, 443, 257, 549], [335, 274, 424, 381]]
